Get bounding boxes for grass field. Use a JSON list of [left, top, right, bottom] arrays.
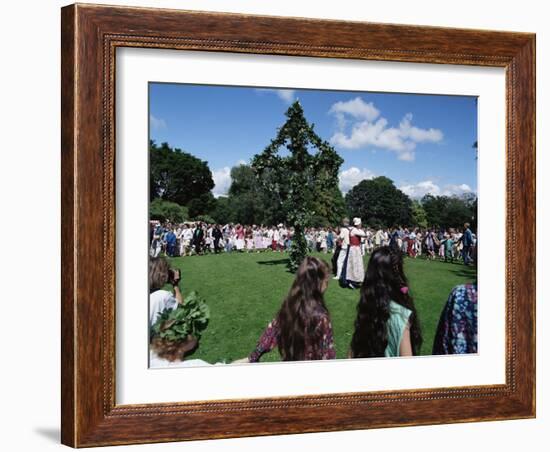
[[167, 251, 476, 363]]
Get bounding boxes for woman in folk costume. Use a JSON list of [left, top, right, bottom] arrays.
[[339, 218, 367, 289], [253, 225, 264, 251], [235, 224, 245, 251]]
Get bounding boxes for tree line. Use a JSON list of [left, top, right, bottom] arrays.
[[150, 139, 476, 231], [150, 101, 476, 233]]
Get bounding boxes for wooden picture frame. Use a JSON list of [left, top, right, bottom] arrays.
[[61, 3, 536, 447]]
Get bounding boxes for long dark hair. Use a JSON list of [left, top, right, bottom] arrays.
[[276, 256, 331, 361], [350, 246, 422, 357]]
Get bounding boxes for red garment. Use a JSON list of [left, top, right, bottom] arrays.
[[236, 227, 245, 239], [349, 234, 361, 246], [407, 238, 416, 257], [249, 314, 336, 362]]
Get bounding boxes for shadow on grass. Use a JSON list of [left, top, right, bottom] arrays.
[[257, 258, 290, 266], [447, 267, 478, 279]]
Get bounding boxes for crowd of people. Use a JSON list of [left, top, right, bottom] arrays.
[[149, 248, 477, 366], [150, 219, 477, 263]]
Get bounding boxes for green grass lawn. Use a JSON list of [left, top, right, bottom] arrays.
[[167, 251, 476, 363]]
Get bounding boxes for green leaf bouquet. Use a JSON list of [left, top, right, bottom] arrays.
[[150, 291, 210, 361]]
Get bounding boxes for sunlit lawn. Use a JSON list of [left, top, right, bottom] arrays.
[[167, 250, 476, 363]]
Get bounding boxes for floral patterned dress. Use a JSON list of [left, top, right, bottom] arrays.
[[432, 283, 478, 354], [249, 313, 336, 362]]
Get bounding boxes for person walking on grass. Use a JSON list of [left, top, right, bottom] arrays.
[[335, 218, 351, 280], [424, 229, 437, 260], [212, 224, 223, 254], [339, 218, 367, 289], [461, 222, 474, 265], [192, 222, 204, 255]]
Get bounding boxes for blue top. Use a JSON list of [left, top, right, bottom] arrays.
[[462, 228, 473, 246]]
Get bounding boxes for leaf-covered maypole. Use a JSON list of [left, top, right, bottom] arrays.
[[252, 101, 343, 272]]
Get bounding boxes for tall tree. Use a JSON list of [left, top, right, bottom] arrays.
[[345, 176, 413, 228], [252, 101, 343, 272], [149, 141, 214, 205]]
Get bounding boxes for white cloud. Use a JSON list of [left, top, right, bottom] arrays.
[[399, 180, 474, 199], [400, 180, 441, 198], [399, 113, 444, 143], [442, 183, 473, 197], [276, 89, 296, 103], [339, 167, 375, 193], [255, 88, 296, 104], [212, 167, 232, 198], [328, 99, 443, 161], [150, 114, 166, 130], [211, 160, 251, 197], [329, 97, 380, 127]]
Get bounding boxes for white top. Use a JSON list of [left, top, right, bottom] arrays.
[[149, 289, 178, 327], [350, 227, 366, 238], [339, 227, 351, 248]]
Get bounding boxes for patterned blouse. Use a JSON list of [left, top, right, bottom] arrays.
[[248, 313, 336, 362], [432, 283, 478, 355]]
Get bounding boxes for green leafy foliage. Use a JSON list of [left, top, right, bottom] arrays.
[[345, 176, 413, 229], [193, 214, 217, 224], [251, 101, 344, 272], [188, 192, 217, 219], [411, 200, 428, 229], [149, 140, 214, 205], [151, 291, 210, 342], [149, 198, 189, 223], [421, 193, 477, 229]]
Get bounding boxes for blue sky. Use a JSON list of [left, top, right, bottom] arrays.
[[149, 83, 477, 199]]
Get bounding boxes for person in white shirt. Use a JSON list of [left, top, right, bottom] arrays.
[[181, 224, 194, 256], [272, 227, 280, 252], [373, 229, 382, 248], [278, 224, 287, 251], [335, 217, 351, 279], [149, 257, 183, 328]]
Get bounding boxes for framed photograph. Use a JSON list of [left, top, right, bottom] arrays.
[[61, 3, 536, 447]]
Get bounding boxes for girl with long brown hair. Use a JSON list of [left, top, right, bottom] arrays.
[[246, 256, 336, 362]]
